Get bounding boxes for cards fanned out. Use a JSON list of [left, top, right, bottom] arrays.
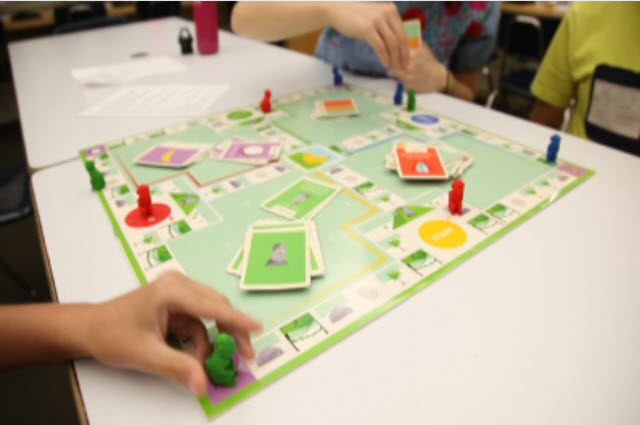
[[211, 136, 282, 165], [135, 141, 211, 168], [385, 141, 473, 179], [227, 220, 326, 291], [312, 98, 359, 119]]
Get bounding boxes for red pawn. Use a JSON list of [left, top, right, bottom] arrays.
[[448, 179, 465, 215], [260, 89, 272, 113], [137, 184, 152, 217]]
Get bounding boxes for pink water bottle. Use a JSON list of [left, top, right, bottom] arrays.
[[193, 1, 219, 54]]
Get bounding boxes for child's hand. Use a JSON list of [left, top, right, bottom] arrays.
[[86, 271, 262, 395], [327, 2, 409, 73], [393, 44, 448, 93]]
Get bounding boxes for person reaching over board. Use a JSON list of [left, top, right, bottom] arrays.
[[0, 271, 262, 396], [231, 1, 500, 101]]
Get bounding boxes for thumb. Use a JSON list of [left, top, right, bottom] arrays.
[[150, 342, 209, 396]]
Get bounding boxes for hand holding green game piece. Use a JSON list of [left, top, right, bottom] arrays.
[[206, 333, 239, 387]]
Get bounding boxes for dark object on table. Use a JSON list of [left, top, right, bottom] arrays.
[[178, 27, 193, 54]]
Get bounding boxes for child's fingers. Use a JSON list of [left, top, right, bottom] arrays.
[[160, 273, 262, 332], [366, 31, 389, 68], [377, 19, 403, 72], [147, 340, 208, 395], [169, 315, 211, 364]]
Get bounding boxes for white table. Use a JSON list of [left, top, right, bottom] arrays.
[[9, 17, 330, 170], [32, 66, 640, 424]]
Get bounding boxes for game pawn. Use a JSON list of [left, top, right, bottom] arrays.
[[332, 65, 343, 86], [89, 169, 106, 191], [260, 89, 272, 113], [449, 179, 465, 215], [125, 184, 171, 228], [206, 333, 239, 387], [546, 134, 561, 164], [394, 81, 404, 105], [407, 88, 416, 112]]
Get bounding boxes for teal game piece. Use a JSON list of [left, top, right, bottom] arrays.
[[407, 88, 416, 111], [90, 169, 105, 191], [206, 333, 239, 387]]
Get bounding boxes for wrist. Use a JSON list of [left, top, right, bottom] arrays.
[[439, 64, 451, 94]]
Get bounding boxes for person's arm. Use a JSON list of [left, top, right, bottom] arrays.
[[0, 271, 262, 396], [231, 1, 409, 72], [393, 44, 479, 100], [531, 100, 565, 130]]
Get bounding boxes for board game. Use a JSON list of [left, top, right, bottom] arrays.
[[80, 82, 593, 418]]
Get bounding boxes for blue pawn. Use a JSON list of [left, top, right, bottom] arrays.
[[546, 134, 561, 163], [394, 81, 404, 105], [333, 65, 343, 86]]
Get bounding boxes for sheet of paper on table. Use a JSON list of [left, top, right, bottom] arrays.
[[79, 84, 230, 117], [71, 56, 187, 86]]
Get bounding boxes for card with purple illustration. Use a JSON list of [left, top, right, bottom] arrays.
[[134, 141, 210, 168], [217, 137, 282, 164]]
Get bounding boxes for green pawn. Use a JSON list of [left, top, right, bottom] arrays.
[[85, 160, 96, 172], [206, 333, 239, 387], [90, 169, 106, 191], [407, 88, 416, 112]]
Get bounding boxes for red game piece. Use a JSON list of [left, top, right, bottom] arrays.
[[125, 184, 171, 228], [260, 89, 272, 113], [137, 184, 152, 217], [448, 179, 465, 215]]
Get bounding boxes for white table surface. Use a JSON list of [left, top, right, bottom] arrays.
[[9, 17, 330, 170], [32, 59, 640, 424]]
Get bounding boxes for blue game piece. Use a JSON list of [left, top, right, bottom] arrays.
[[333, 66, 343, 86], [394, 81, 404, 105], [546, 134, 561, 163]]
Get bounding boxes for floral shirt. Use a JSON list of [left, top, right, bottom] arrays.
[[315, 1, 500, 76]]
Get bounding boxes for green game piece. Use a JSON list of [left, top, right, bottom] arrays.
[[90, 169, 105, 191], [85, 160, 96, 172], [407, 88, 416, 112], [206, 333, 239, 387]]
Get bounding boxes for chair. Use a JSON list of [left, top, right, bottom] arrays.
[[0, 166, 31, 224], [486, 15, 544, 109], [53, 15, 127, 35]]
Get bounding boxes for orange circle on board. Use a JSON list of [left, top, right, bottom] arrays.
[[419, 220, 467, 249]]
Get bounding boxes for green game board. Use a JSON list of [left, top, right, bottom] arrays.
[[80, 84, 593, 418]]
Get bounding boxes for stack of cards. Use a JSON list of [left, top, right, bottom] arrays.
[[227, 220, 325, 291], [211, 136, 282, 165], [385, 141, 473, 180], [312, 98, 360, 119], [135, 141, 211, 168]]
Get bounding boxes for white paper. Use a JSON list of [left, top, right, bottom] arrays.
[[79, 85, 230, 117], [71, 57, 187, 86]]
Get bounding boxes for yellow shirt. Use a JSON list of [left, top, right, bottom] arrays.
[[531, 1, 640, 139]]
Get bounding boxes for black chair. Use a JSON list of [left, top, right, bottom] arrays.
[[53, 15, 127, 35], [136, 2, 181, 19], [486, 15, 544, 109]]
